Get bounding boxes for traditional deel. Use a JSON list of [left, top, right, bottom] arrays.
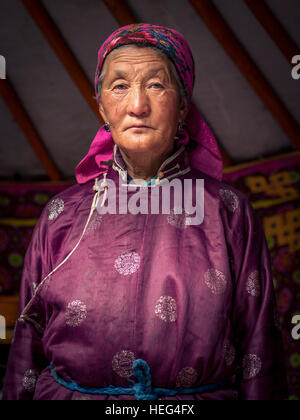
[[3, 143, 287, 400]]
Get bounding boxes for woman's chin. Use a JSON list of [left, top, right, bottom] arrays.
[[119, 137, 161, 152]]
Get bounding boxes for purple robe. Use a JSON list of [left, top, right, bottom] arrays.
[[3, 145, 288, 400]]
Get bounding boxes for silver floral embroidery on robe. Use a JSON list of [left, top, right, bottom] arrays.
[[242, 354, 262, 379], [114, 251, 140, 275], [246, 270, 261, 297], [22, 369, 39, 393], [47, 198, 64, 221], [155, 295, 177, 323], [112, 350, 135, 378], [167, 208, 188, 229], [219, 189, 239, 212], [204, 268, 227, 295], [65, 300, 87, 327], [176, 367, 198, 388], [224, 341, 236, 366]]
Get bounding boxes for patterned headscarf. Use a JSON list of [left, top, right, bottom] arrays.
[[75, 23, 223, 183]]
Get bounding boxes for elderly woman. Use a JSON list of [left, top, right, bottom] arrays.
[[3, 24, 288, 400]]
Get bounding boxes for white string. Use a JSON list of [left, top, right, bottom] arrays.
[[20, 176, 105, 319]]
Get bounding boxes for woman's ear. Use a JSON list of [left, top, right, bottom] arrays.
[[99, 103, 107, 122], [179, 98, 189, 122]]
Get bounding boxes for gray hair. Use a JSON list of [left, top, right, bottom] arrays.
[[97, 44, 188, 105]]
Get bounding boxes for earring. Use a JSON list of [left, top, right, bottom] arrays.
[[174, 121, 185, 141], [178, 121, 185, 131], [104, 122, 111, 132]]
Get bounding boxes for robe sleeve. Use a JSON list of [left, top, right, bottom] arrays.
[[228, 195, 288, 400], [2, 209, 50, 400]]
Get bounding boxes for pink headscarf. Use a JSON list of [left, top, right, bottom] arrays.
[[75, 23, 223, 183]]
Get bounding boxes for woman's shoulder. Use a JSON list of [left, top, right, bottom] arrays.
[[189, 167, 251, 207], [37, 179, 96, 228]]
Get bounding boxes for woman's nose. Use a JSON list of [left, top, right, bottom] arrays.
[[127, 86, 150, 117]]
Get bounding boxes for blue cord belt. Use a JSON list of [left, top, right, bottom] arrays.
[[50, 359, 232, 400]]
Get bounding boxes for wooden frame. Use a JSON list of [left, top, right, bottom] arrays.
[[21, 0, 102, 122], [244, 0, 299, 63], [0, 78, 62, 181], [189, 0, 300, 150]]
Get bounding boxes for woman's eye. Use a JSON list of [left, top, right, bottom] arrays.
[[151, 83, 164, 89], [113, 84, 127, 90]]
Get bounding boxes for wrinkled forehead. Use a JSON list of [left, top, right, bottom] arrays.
[[101, 45, 173, 77]]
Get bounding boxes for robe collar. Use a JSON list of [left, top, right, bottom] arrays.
[[111, 143, 192, 186]]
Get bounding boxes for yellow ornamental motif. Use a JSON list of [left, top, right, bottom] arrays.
[[263, 208, 300, 252], [246, 171, 299, 209]]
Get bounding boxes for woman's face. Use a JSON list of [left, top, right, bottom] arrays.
[[99, 45, 188, 158]]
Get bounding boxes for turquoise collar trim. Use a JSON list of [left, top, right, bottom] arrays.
[[127, 173, 158, 185]]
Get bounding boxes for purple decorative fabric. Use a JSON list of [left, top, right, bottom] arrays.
[[75, 23, 223, 184], [3, 145, 288, 400]]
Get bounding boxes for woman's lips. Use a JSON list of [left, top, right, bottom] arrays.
[[126, 126, 152, 130]]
